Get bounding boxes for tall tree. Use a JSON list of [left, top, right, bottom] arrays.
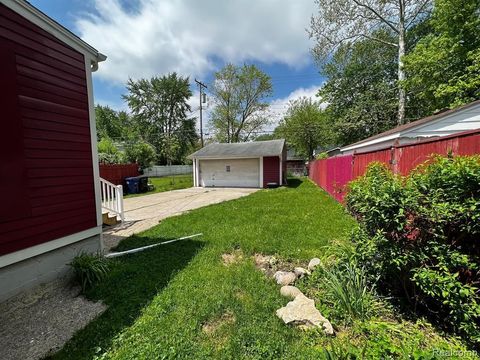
[[310, 0, 431, 125], [123, 73, 197, 164], [276, 97, 333, 160], [319, 30, 399, 145], [403, 0, 480, 114], [210, 64, 273, 143], [95, 105, 130, 141]]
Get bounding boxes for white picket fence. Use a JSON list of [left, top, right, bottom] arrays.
[[100, 177, 124, 222], [143, 165, 193, 177]]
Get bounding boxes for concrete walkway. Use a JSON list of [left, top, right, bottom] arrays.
[[103, 187, 258, 250]]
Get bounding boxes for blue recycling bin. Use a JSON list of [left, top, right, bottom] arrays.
[[125, 177, 140, 194]]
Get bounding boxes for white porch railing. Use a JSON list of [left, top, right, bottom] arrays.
[[100, 177, 124, 222]]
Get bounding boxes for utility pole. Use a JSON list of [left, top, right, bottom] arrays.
[[194, 79, 207, 147]]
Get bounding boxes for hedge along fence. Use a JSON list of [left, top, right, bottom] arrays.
[[309, 129, 480, 202], [99, 163, 139, 185]]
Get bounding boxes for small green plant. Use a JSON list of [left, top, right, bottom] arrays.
[[306, 262, 379, 325], [316, 152, 329, 160], [69, 253, 110, 292]]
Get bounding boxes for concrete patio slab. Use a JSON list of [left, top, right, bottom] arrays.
[[103, 187, 258, 251]]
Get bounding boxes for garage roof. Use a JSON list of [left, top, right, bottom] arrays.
[[190, 139, 285, 159]]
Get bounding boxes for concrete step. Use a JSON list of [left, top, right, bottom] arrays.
[[102, 212, 120, 226]]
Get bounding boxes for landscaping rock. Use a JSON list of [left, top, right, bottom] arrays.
[[273, 271, 297, 286], [308, 258, 321, 271], [294, 267, 310, 279], [280, 285, 303, 299], [276, 294, 334, 335]]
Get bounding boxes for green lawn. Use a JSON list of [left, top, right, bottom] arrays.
[[51, 179, 470, 359], [124, 174, 193, 198]]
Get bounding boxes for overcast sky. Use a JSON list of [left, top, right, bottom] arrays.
[[31, 0, 325, 134]]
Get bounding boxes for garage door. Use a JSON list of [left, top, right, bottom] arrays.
[[199, 158, 260, 188]]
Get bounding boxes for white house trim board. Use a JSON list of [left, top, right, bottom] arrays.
[[192, 159, 197, 187], [259, 157, 263, 187], [84, 57, 103, 228], [0, 226, 103, 268], [195, 158, 200, 187]]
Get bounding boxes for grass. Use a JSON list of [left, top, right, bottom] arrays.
[[51, 178, 473, 359], [124, 174, 193, 198]]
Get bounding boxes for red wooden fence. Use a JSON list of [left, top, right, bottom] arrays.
[[309, 129, 480, 202], [99, 163, 139, 185]]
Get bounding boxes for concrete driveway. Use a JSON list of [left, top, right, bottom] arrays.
[[103, 187, 258, 250]]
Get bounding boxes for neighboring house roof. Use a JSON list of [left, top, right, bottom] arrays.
[[341, 100, 480, 153], [325, 147, 341, 155], [190, 139, 285, 159], [3, 0, 106, 69]]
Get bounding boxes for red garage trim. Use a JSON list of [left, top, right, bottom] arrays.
[[0, 3, 96, 256], [263, 156, 280, 188]]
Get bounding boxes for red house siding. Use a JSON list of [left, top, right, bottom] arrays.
[[263, 156, 280, 187], [0, 4, 97, 256]]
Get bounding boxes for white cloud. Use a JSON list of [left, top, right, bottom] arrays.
[[77, 0, 316, 83], [266, 84, 323, 130]]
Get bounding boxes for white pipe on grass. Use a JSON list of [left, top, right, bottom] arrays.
[[105, 233, 203, 258]]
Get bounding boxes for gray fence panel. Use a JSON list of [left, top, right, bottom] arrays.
[[144, 165, 193, 177]]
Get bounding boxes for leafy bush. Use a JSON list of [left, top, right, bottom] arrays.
[[98, 137, 124, 164], [124, 141, 156, 170], [345, 156, 480, 345], [69, 253, 110, 292], [316, 152, 329, 160]]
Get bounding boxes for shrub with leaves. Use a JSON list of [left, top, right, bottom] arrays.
[[124, 141, 156, 171], [69, 253, 111, 293], [345, 156, 480, 345], [98, 137, 124, 164]]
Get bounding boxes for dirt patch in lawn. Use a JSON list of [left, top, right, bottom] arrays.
[[0, 280, 106, 360], [202, 311, 236, 335], [221, 249, 244, 266], [253, 253, 307, 277]]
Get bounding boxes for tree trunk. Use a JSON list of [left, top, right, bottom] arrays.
[[397, 1, 406, 125]]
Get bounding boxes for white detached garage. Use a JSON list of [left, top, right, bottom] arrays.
[[189, 139, 287, 188]]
